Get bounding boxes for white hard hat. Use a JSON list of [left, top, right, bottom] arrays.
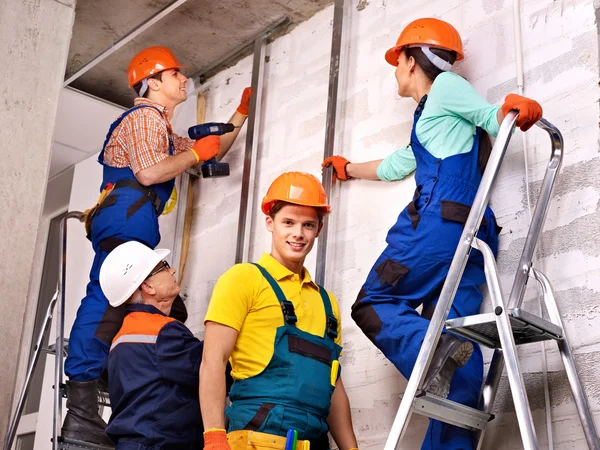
[[99, 241, 170, 307]]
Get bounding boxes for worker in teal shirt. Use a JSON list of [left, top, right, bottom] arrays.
[[323, 18, 543, 449]]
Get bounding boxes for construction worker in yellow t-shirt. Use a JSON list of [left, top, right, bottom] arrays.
[[200, 172, 359, 450]]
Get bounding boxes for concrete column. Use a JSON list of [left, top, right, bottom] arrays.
[[0, 0, 76, 440]]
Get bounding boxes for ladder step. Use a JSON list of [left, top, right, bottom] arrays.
[[44, 338, 69, 356], [446, 307, 562, 348], [98, 388, 111, 408], [57, 438, 114, 450], [412, 392, 494, 431]]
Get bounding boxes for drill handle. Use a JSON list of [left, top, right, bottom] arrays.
[[188, 122, 235, 140]]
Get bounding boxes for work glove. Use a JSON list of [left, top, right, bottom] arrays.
[[203, 428, 231, 450], [501, 93, 543, 132], [236, 87, 253, 116], [191, 135, 220, 163], [322, 155, 352, 181]]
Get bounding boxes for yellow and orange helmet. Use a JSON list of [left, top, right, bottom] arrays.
[[261, 172, 331, 215], [127, 46, 189, 87], [385, 18, 464, 67]]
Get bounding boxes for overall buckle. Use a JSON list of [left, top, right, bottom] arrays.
[[326, 314, 338, 340], [280, 300, 297, 325]]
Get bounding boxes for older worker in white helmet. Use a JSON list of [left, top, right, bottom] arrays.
[[98, 241, 204, 450]]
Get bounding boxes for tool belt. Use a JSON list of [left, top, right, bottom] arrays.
[[226, 430, 311, 450], [82, 179, 163, 239]]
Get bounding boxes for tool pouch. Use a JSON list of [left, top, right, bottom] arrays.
[[81, 183, 115, 240]]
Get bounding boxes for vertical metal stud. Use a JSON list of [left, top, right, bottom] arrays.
[[235, 36, 266, 264], [316, 0, 346, 286]]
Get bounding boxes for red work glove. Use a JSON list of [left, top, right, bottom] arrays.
[[322, 155, 352, 181], [236, 87, 253, 116], [191, 136, 220, 163], [501, 93, 543, 132], [203, 428, 231, 450]]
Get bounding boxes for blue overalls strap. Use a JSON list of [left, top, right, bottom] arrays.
[[251, 263, 298, 325], [317, 285, 338, 341], [98, 105, 173, 165], [414, 94, 428, 119]]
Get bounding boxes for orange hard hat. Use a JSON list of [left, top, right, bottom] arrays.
[[127, 46, 189, 87], [385, 18, 464, 66], [261, 172, 331, 215]]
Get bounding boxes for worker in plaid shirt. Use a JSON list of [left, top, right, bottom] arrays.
[[62, 46, 251, 446]]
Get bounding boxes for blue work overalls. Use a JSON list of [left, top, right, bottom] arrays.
[[227, 263, 342, 449], [65, 105, 175, 381], [351, 95, 501, 450]]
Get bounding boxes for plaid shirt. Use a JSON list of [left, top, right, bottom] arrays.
[[103, 98, 194, 174]]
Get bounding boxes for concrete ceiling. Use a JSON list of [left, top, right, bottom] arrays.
[[65, 0, 332, 107]]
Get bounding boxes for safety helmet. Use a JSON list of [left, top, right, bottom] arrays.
[[127, 46, 189, 87], [261, 172, 331, 215], [99, 241, 171, 307], [385, 18, 464, 67]]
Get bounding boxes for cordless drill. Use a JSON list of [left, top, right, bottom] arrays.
[[188, 122, 235, 178]]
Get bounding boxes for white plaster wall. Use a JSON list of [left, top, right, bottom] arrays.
[[31, 0, 600, 448]]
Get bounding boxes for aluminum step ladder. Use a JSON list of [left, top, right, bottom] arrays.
[[385, 112, 600, 450], [5, 212, 113, 450]]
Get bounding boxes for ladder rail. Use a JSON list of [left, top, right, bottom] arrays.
[[54, 212, 84, 450], [5, 290, 59, 450], [508, 118, 564, 310], [531, 268, 600, 449], [476, 118, 564, 448], [473, 238, 538, 449], [384, 111, 519, 450]]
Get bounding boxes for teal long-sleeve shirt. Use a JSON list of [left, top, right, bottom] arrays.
[[376, 72, 501, 182]]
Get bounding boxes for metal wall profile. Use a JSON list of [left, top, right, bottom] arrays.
[[235, 35, 267, 264], [315, 0, 346, 286]]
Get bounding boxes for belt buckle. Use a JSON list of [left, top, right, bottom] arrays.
[[148, 190, 162, 213]]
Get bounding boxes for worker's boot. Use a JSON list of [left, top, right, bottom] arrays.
[[422, 334, 473, 399], [62, 379, 113, 446]]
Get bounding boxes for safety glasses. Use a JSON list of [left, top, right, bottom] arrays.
[[146, 260, 170, 279]]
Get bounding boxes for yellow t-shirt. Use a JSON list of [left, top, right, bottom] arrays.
[[204, 253, 342, 380]]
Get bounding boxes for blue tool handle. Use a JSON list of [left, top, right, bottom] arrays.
[[285, 429, 295, 450], [188, 122, 235, 139]]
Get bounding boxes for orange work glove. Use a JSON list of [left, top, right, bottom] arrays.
[[191, 136, 220, 163], [501, 93, 543, 132], [322, 155, 352, 181], [236, 87, 253, 116], [203, 428, 231, 450]]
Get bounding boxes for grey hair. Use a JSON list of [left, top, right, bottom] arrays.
[[128, 289, 144, 305]]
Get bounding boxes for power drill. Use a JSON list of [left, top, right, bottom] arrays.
[[188, 122, 236, 178]]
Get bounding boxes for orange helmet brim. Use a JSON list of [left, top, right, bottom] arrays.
[[385, 46, 401, 66], [261, 198, 331, 215]]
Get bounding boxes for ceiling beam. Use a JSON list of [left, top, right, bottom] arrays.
[[63, 0, 190, 87]]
